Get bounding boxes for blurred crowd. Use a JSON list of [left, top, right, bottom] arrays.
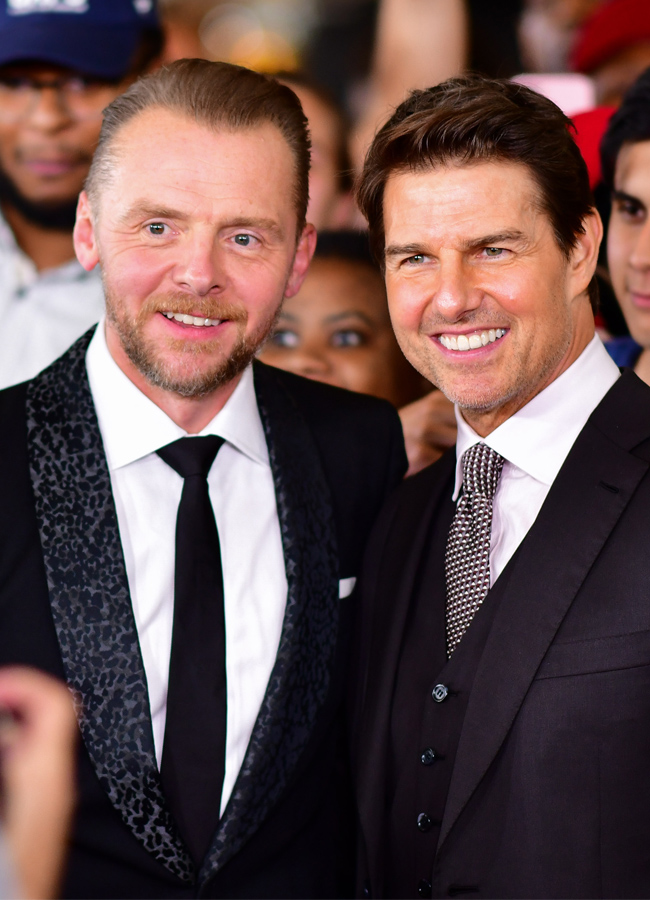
[[1, 0, 650, 895]]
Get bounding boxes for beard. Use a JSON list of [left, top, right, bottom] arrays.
[[0, 164, 79, 231], [105, 286, 281, 399]]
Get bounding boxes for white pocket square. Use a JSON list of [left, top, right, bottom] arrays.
[[338, 577, 357, 599]]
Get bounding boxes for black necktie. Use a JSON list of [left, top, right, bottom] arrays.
[[445, 442, 505, 656], [156, 435, 226, 864]]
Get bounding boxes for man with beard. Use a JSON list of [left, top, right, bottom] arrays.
[[0, 0, 162, 388], [0, 59, 406, 898]]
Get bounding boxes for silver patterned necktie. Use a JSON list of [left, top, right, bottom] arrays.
[[445, 442, 505, 656]]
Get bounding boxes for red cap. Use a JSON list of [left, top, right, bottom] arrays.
[[571, 105, 616, 187], [570, 0, 650, 74]]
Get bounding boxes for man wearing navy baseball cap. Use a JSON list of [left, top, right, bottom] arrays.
[[0, 0, 162, 389]]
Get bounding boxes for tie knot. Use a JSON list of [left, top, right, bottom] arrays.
[[461, 442, 505, 499], [157, 435, 225, 479]]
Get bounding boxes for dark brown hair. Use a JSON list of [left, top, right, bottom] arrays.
[[86, 58, 311, 236], [357, 74, 599, 309]]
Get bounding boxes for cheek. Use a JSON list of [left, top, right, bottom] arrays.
[[607, 225, 632, 295], [103, 247, 169, 302]]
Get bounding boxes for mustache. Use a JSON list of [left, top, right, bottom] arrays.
[[140, 293, 248, 323]]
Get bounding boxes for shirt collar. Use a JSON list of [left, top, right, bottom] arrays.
[[453, 335, 620, 499], [85, 318, 269, 472]]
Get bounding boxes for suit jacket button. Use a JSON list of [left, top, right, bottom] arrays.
[[432, 683, 449, 702], [362, 879, 371, 898], [418, 879, 432, 897], [417, 812, 433, 832], [421, 747, 436, 765]]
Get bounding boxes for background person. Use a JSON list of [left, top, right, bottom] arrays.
[[0, 0, 162, 389], [601, 65, 650, 380]]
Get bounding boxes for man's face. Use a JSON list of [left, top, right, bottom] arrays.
[[74, 107, 314, 399], [607, 140, 650, 347], [382, 159, 597, 433], [0, 64, 126, 212]]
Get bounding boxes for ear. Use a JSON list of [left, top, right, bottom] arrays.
[[284, 224, 317, 298], [568, 209, 603, 301], [73, 191, 100, 272]]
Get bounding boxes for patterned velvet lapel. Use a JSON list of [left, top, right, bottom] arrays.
[[26, 330, 194, 884], [199, 361, 339, 884]]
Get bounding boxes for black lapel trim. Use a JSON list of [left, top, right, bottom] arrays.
[[200, 362, 340, 883], [26, 329, 194, 883], [439, 374, 650, 850]]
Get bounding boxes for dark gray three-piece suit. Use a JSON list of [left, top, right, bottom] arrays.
[[354, 369, 650, 899]]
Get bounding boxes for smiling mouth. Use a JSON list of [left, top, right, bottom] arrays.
[[162, 311, 223, 327], [438, 328, 506, 352]]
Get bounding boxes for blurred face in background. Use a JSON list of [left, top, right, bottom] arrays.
[[0, 63, 131, 227], [608, 140, 650, 347], [260, 254, 428, 407]]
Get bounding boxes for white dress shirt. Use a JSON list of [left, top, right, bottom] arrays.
[[0, 211, 105, 389], [453, 335, 621, 584], [86, 320, 287, 815]]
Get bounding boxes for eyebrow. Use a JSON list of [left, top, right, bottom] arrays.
[[385, 230, 527, 261], [277, 310, 377, 326], [611, 189, 645, 207]]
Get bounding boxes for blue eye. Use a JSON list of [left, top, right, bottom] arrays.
[[235, 234, 253, 246], [484, 247, 503, 257]]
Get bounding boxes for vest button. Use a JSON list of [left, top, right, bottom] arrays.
[[418, 879, 432, 897], [421, 747, 436, 765], [432, 683, 449, 702], [417, 812, 432, 832]]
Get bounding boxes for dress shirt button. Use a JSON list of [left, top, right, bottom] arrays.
[[418, 879, 432, 898], [421, 747, 436, 766], [432, 683, 449, 702], [417, 812, 433, 832]]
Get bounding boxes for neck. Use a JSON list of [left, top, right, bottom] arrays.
[[2, 202, 75, 272], [105, 325, 243, 434], [634, 347, 650, 387]]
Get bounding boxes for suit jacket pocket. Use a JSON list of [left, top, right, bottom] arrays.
[[535, 629, 650, 679]]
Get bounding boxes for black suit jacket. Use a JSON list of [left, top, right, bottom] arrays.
[[354, 369, 650, 899], [0, 330, 406, 899]]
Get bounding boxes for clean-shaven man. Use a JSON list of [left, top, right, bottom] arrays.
[[0, 59, 406, 898], [352, 74, 650, 898]]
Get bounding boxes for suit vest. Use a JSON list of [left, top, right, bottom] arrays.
[[384, 487, 520, 899]]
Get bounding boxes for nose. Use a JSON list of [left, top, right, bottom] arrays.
[[25, 86, 73, 131], [629, 219, 650, 271], [173, 232, 222, 297], [431, 253, 482, 321]]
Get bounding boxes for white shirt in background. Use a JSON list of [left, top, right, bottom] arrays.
[[86, 320, 287, 815], [0, 211, 105, 389], [453, 335, 621, 584]]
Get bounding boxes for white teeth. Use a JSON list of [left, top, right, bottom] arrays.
[[439, 328, 506, 352], [163, 311, 222, 327]]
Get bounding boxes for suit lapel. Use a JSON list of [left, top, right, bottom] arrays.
[[200, 362, 339, 882], [439, 372, 650, 850], [26, 330, 194, 884]]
